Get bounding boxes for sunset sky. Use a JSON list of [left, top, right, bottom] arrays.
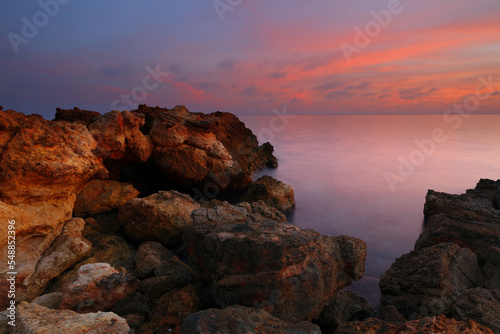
[[1, 1, 500, 118]]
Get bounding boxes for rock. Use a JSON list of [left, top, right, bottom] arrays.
[[418, 179, 500, 289], [31, 292, 63, 309], [137, 285, 203, 334], [134, 241, 174, 279], [15, 302, 130, 334], [49, 227, 136, 292], [119, 190, 200, 246], [54, 107, 101, 126], [180, 305, 321, 334], [73, 179, 139, 217], [24, 218, 92, 300], [380, 243, 483, 319], [452, 288, 500, 334], [111, 291, 150, 329], [242, 175, 295, 212], [318, 290, 372, 329], [185, 201, 366, 322], [193, 200, 287, 224], [122, 110, 154, 163], [334, 315, 494, 334], [60, 263, 137, 313], [380, 305, 406, 322]]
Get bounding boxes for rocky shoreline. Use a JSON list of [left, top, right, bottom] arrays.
[[0, 105, 498, 333]]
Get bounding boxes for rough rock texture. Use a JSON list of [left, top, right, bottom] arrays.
[[49, 227, 136, 292], [333, 315, 494, 334], [242, 175, 295, 212], [73, 179, 140, 217], [137, 285, 203, 334], [452, 288, 500, 334], [119, 190, 201, 245], [60, 263, 137, 313], [31, 292, 63, 310], [380, 243, 482, 319], [180, 305, 321, 334], [419, 179, 500, 289], [111, 291, 150, 330], [54, 107, 101, 126], [24, 218, 92, 301], [134, 241, 174, 279], [185, 201, 366, 323], [195, 199, 287, 224], [15, 302, 130, 334], [146, 104, 277, 188], [318, 290, 372, 329]]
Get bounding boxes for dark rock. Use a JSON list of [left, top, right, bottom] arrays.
[[452, 288, 500, 334], [318, 290, 372, 329], [181, 305, 321, 334], [54, 107, 101, 126], [31, 292, 63, 310], [380, 243, 482, 319], [134, 241, 174, 279], [380, 305, 407, 323], [333, 314, 494, 334], [111, 291, 150, 329], [185, 201, 366, 322], [242, 175, 295, 212]]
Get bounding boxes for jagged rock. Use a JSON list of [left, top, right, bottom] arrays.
[[242, 175, 295, 212], [180, 305, 321, 334], [452, 288, 500, 334], [380, 305, 407, 322], [333, 314, 494, 334], [15, 302, 130, 334], [119, 190, 200, 246], [419, 179, 500, 289], [194, 200, 287, 224], [49, 227, 136, 292], [31, 292, 63, 310], [134, 241, 174, 279], [137, 285, 203, 334], [122, 110, 154, 163], [185, 201, 366, 322], [24, 218, 92, 300], [54, 107, 101, 126], [380, 243, 483, 319], [318, 290, 372, 329], [60, 263, 137, 313], [73, 179, 140, 217]]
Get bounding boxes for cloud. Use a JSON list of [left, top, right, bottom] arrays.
[[268, 72, 288, 79], [99, 64, 134, 77], [346, 82, 370, 90], [239, 84, 259, 97], [312, 82, 342, 91], [379, 94, 390, 98], [218, 60, 238, 70], [399, 87, 438, 100], [326, 90, 351, 100]]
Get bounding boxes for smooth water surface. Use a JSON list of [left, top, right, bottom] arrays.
[[240, 114, 500, 308]]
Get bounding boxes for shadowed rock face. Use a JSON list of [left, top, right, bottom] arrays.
[[54, 107, 101, 126], [184, 201, 367, 323], [180, 305, 321, 334]]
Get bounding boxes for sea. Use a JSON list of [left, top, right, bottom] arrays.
[[240, 114, 500, 310]]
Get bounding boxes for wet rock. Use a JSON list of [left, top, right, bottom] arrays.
[[73, 179, 140, 217], [242, 175, 295, 212], [54, 107, 101, 126], [137, 285, 203, 334], [119, 190, 200, 246], [60, 263, 137, 313], [380, 243, 482, 319], [452, 288, 500, 334], [333, 314, 494, 334], [181, 305, 321, 334], [318, 290, 372, 329], [15, 302, 130, 334], [185, 202, 366, 322]]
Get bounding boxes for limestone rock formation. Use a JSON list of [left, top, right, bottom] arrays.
[[242, 175, 295, 212]]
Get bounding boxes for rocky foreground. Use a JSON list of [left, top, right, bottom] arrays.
[[0, 105, 498, 333]]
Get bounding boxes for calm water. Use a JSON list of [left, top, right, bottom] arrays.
[[240, 114, 500, 309]]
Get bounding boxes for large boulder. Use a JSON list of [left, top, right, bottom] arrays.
[[73, 179, 140, 217], [242, 175, 295, 212], [180, 305, 321, 334], [380, 243, 482, 319], [118, 190, 201, 246], [14, 302, 130, 334], [452, 288, 500, 334], [333, 314, 494, 334], [185, 201, 366, 322]]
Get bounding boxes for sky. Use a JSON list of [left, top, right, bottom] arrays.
[[1, 0, 500, 118]]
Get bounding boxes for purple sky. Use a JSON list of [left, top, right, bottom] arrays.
[[1, 1, 500, 118]]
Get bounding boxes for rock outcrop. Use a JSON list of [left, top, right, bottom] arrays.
[[180, 305, 321, 334], [318, 290, 372, 330], [185, 201, 366, 322], [54, 107, 101, 126], [242, 175, 295, 212]]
